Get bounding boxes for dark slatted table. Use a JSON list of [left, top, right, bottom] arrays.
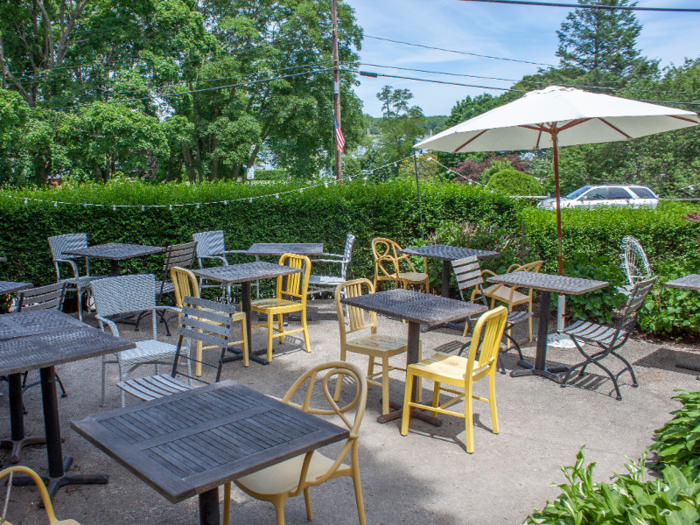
[[0, 281, 32, 296], [341, 289, 487, 424], [64, 242, 164, 276], [71, 380, 348, 525], [487, 273, 608, 382], [0, 309, 135, 497], [246, 243, 324, 257], [664, 275, 700, 378], [191, 262, 302, 365], [399, 245, 500, 298]]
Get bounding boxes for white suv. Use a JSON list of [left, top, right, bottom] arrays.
[[537, 185, 659, 210]]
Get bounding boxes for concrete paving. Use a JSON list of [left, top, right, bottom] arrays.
[[1, 298, 698, 525]]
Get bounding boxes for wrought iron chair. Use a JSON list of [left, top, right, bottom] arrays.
[[223, 361, 367, 525], [619, 235, 652, 294], [135, 241, 197, 335], [334, 278, 408, 415], [47, 233, 104, 321], [558, 277, 657, 400], [0, 466, 81, 524], [251, 253, 312, 362], [192, 230, 259, 300], [117, 296, 248, 402], [90, 274, 188, 407], [371, 237, 429, 292], [308, 234, 356, 297], [17, 282, 69, 398], [401, 307, 508, 454]]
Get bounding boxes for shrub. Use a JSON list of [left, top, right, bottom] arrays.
[[486, 168, 545, 196], [651, 390, 700, 476], [253, 169, 288, 181]]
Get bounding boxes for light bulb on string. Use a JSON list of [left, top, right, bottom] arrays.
[[169, 204, 173, 211], [196, 203, 200, 209], [275, 194, 279, 199], [23, 199, 27, 204], [113, 205, 116, 211], [249, 198, 253, 204], [54, 201, 58, 207], [141, 205, 145, 211]]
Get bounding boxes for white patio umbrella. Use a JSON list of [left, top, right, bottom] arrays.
[[416, 85, 700, 275]]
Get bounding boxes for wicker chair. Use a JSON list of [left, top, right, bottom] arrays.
[[192, 230, 259, 300], [308, 234, 356, 297], [47, 233, 104, 321], [90, 274, 188, 407], [371, 237, 429, 292]]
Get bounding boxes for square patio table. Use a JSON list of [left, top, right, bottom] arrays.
[[664, 275, 700, 378], [0, 280, 32, 296], [191, 262, 302, 365], [487, 273, 608, 382], [64, 242, 164, 276], [0, 309, 135, 498], [341, 288, 487, 424], [246, 243, 324, 258], [71, 379, 349, 525], [399, 245, 500, 298]]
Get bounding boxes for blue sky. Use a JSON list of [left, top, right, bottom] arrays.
[[350, 0, 700, 117]]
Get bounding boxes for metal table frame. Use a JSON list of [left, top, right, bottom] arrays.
[[664, 274, 700, 378], [487, 273, 608, 382]]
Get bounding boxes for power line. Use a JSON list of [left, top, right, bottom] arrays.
[[457, 0, 700, 12], [364, 35, 556, 67]]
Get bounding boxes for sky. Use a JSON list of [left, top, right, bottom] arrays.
[[349, 0, 700, 117]]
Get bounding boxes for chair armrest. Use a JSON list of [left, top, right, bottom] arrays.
[[155, 305, 182, 315], [481, 269, 497, 277], [58, 259, 80, 279], [199, 255, 229, 266], [311, 259, 344, 264], [222, 250, 248, 255], [506, 264, 520, 273], [321, 253, 344, 258], [95, 315, 120, 337]]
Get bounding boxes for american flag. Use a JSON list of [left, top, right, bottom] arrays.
[[333, 114, 345, 152]]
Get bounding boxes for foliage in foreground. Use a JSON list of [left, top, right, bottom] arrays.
[[526, 390, 700, 525]]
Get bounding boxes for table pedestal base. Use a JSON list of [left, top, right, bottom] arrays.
[[199, 487, 220, 525], [377, 400, 442, 426], [0, 435, 46, 464], [511, 360, 568, 382], [13, 456, 108, 499]]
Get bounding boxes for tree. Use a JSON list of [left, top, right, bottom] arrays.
[[486, 168, 544, 196]]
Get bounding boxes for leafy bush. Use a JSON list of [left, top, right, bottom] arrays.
[[651, 390, 700, 476], [253, 169, 288, 181], [486, 168, 545, 196]]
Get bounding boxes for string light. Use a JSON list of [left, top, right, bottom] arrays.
[[249, 198, 253, 203], [54, 201, 57, 207], [141, 205, 145, 211], [275, 194, 279, 199], [113, 205, 117, 211], [23, 199, 27, 204], [196, 203, 200, 209], [169, 204, 172, 211]]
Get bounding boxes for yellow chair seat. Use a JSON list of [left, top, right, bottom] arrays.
[[346, 334, 407, 356], [252, 298, 300, 311], [410, 353, 491, 384], [483, 284, 529, 305], [237, 452, 345, 496], [398, 271, 428, 283]]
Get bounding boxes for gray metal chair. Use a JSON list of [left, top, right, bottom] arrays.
[[117, 296, 245, 402], [48, 233, 104, 321], [90, 274, 188, 407], [192, 230, 259, 300], [308, 233, 356, 297], [559, 277, 657, 400], [619, 235, 653, 294]]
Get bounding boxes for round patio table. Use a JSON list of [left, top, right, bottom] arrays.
[[487, 272, 609, 382]]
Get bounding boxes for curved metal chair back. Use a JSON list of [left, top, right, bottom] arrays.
[[91, 274, 156, 317], [277, 253, 311, 301], [48, 233, 87, 263], [171, 267, 200, 307], [513, 260, 543, 274], [617, 276, 657, 337], [372, 237, 417, 285], [17, 282, 66, 312], [340, 234, 356, 280], [620, 235, 652, 287], [193, 230, 226, 262], [162, 242, 197, 273], [335, 279, 376, 339]]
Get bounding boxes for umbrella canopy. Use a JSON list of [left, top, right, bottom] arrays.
[[416, 85, 700, 274]]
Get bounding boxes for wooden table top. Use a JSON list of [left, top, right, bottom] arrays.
[[246, 243, 324, 257], [488, 273, 609, 295], [664, 274, 700, 291], [399, 245, 500, 261], [0, 309, 135, 376], [191, 261, 302, 285], [0, 281, 32, 295], [71, 380, 349, 503], [64, 243, 164, 260], [341, 289, 487, 326]]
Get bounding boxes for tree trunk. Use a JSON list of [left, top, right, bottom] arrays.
[[182, 142, 196, 183]]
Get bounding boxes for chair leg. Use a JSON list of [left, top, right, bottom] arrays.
[[195, 340, 203, 377], [528, 304, 533, 342], [301, 310, 311, 353], [241, 319, 249, 368], [77, 283, 83, 322], [277, 313, 284, 345], [334, 349, 347, 401], [489, 371, 499, 435], [119, 364, 126, 408], [431, 382, 441, 418], [266, 314, 274, 363], [465, 383, 474, 454], [400, 372, 414, 436], [366, 357, 375, 390], [611, 350, 638, 387], [223, 482, 231, 525], [381, 357, 390, 416], [352, 448, 368, 525], [101, 356, 107, 407], [55, 372, 67, 398], [304, 488, 313, 521], [273, 497, 287, 525]]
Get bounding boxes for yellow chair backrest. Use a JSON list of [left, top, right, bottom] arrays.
[[276, 253, 311, 301], [513, 260, 543, 274], [465, 306, 508, 374], [372, 237, 417, 279], [335, 279, 377, 344], [0, 466, 80, 524], [171, 266, 200, 307]]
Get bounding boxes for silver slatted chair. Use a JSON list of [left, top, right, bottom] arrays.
[[47, 233, 104, 321], [193, 230, 259, 300], [559, 277, 657, 400], [90, 274, 188, 407], [118, 297, 245, 402], [308, 233, 356, 297]]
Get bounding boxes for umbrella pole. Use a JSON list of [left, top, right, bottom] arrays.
[[552, 131, 564, 276]]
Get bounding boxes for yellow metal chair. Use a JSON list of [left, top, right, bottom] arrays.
[[334, 279, 410, 415], [371, 237, 429, 292], [475, 260, 543, 341], [251, 253, 312, 362], [223, 361, 367, 525], [0, 466, 81, 524], [401, 306, 508, 454], [171, 267, 249, 369]]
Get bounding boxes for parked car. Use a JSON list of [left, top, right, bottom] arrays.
[[537, 184, 659, 210]]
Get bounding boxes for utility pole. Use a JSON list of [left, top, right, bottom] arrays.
[[331, 0, 342, 182]]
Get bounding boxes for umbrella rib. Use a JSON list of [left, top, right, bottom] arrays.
[[535, 130, 542, 149], [558, 118, 591, 132], [453, 129, 488, 152], [598, 118, 631, 139], [671, 115, 699, 125]]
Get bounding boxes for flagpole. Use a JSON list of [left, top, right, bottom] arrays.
[[332, 0, 342, 182]]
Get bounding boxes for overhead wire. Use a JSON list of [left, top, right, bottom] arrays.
[[457, 0, 700, 12]]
